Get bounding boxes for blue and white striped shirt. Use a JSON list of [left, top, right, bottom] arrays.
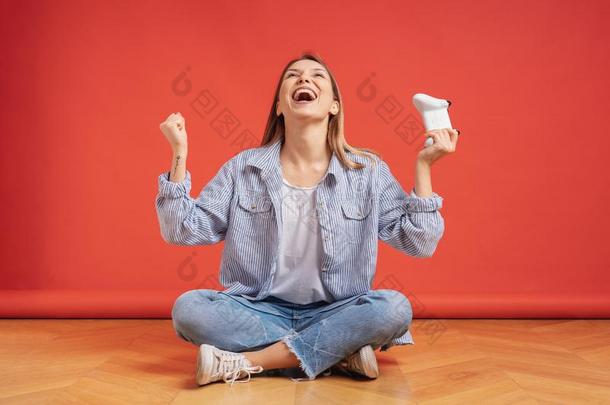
[[156, 138, 445, 347]]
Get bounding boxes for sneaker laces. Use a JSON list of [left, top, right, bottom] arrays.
[[216, 351, 264, 386], [332, 355, 359, 377], [345, 351, 362, 372]]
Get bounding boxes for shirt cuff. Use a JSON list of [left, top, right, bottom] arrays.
[[158, 170, 192, 198], [406, 187, 443, 212]]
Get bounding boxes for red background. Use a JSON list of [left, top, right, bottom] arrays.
[[1, 0, 609, 318]]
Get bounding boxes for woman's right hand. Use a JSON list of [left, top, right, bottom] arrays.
[[160, 112, 188, 151]]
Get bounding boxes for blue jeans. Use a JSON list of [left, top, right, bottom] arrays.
[[171, 288, 413, 380]]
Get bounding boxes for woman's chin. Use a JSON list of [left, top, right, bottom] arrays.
[[286, 111, 324, 122]]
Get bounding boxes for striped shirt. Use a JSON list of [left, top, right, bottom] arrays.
[[155, 138, 445, 347]]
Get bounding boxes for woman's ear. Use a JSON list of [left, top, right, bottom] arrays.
[[330, 101, 339, 115]]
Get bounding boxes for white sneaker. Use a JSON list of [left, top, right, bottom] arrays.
[[336, 345, 379, 379], [196, 344, 264, 386], [290, 345, 379, 382]]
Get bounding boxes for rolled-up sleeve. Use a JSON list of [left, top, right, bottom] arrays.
[[377, 159, 445, 257], [155, 158, 234, 245]]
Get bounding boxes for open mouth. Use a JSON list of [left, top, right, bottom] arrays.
[[292, 87, 318, 104]]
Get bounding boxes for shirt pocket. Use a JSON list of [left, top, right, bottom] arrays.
[[340, 198, 373, 244], [232, 191, 275, 238]]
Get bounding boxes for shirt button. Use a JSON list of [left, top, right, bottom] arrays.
[[321, 266, 328, 271], [323, 235, 329, 240]]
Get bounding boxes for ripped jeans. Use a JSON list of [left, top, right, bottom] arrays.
[[171, 288, 413, 380]]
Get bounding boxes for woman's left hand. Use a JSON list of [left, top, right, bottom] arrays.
[[416, 128, 460, 166]]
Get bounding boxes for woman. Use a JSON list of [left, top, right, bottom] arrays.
[[156, 53, 459, 386]]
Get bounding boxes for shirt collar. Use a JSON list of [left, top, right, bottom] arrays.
[[246, 137, 342, 185]]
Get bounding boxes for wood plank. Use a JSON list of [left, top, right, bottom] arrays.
[[1, 319, 608, 403]]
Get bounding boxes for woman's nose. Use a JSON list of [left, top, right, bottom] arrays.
[[297, 76, 311, 84]]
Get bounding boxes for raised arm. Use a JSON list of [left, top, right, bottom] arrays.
[[377, 158, 445, 257], [155, 112, 234, 245], [377, 127, 459, 257], [155, 161, 234, 246]]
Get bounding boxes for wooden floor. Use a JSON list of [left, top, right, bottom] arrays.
[[1, 319, 609, 404]]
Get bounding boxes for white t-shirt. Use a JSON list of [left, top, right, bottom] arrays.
[[267, 176, 335, 304]]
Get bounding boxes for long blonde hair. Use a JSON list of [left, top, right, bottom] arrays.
[[260, 52, 380, 170]]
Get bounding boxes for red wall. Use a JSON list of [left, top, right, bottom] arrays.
[[1, 0, 609, 318]]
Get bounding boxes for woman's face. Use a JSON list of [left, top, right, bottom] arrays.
[[276, 59, 338, 122]]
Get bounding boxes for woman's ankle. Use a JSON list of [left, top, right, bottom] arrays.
[[242, 351, 263, 368]]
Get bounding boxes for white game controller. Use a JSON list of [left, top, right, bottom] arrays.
[[412, 93, 452, 147]]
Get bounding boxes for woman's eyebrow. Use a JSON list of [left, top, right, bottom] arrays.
[[285, 68, 328, 74]]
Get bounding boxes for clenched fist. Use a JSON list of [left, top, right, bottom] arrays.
[[160, 112, 187, 150]]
